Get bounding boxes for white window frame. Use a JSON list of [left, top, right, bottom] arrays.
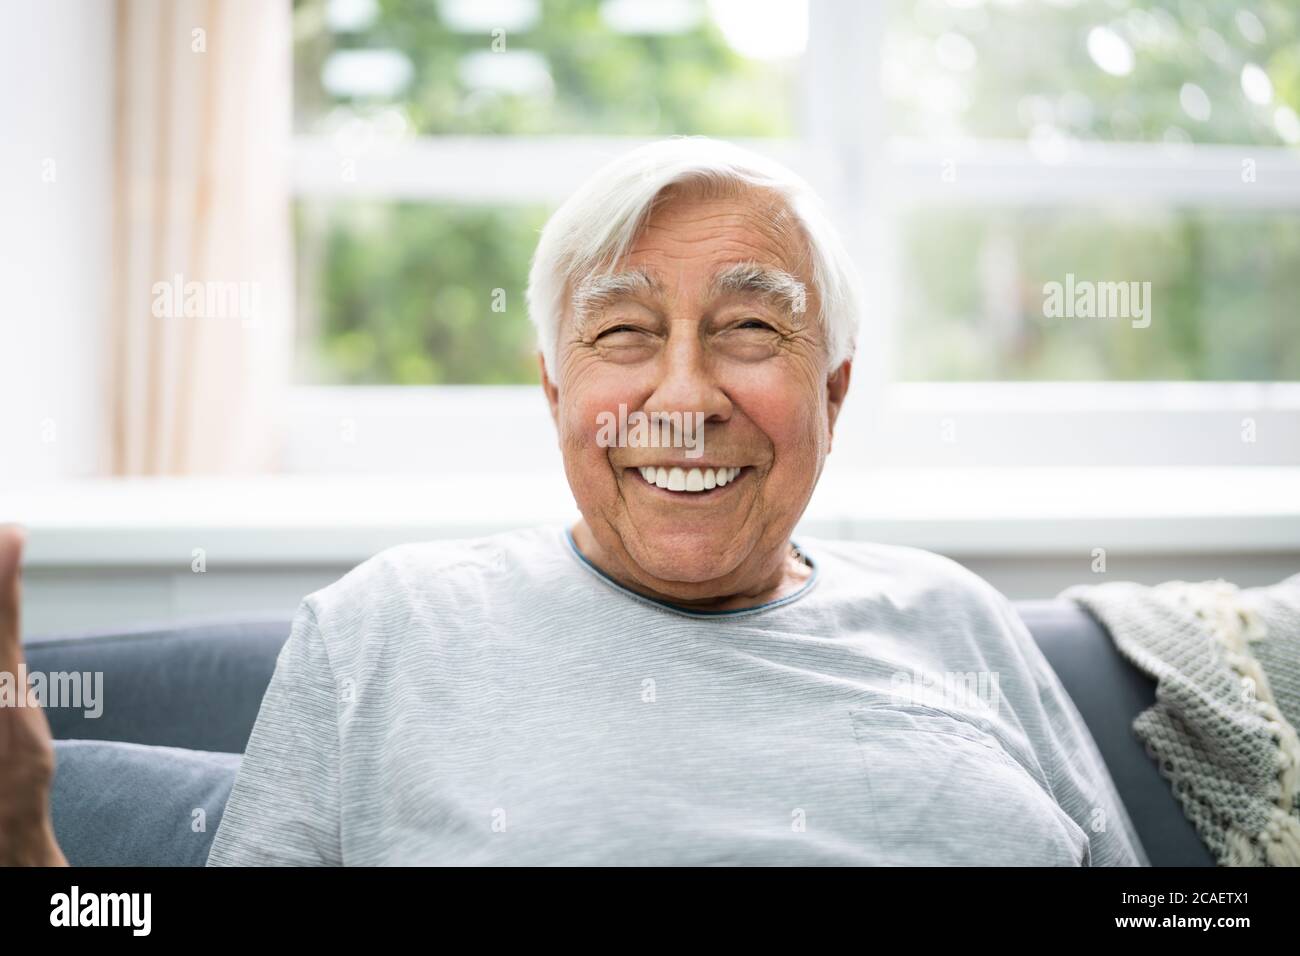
[[285, 0, 1300, 473]]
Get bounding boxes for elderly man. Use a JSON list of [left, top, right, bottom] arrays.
[[0, 137, 1146, 867]]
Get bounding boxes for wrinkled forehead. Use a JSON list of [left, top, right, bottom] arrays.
[[632, 179, 811, 277]]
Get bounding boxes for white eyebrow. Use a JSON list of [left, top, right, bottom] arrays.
[[708, 262, 807, 315], [571, 269, 663, 324], [570, 262, 808, 328]]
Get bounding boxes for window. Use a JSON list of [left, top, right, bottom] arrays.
[[295, 0, 802, 139], [898, 206, 1300, 381], [288, 0, 1300, 472], [885, 0, 1300, 386], [884, 1, 1300, 148], [294, 199, 548, 384]]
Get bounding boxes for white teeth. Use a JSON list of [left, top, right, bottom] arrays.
[[635, 466, 743, 493]]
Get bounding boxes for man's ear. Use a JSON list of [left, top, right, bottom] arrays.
[[539, 352, 560, 427], [826, 359, 852, 447]]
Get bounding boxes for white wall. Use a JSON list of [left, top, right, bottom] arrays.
[[0, 0, 114, 482]]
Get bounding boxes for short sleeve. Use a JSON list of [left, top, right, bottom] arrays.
[[206, 601, 342, 866], [990, 590, 1151, 867]]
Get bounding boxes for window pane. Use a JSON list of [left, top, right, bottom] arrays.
[[898, 207, 1300, 381], [294, 0, 803, 137], [294, 200, 547, 385], [885, 0, 1300, 147]]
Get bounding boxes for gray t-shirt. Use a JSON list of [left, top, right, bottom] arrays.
[[206, 526, 1149, 866]]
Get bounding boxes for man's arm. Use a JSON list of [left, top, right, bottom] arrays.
[[206, 600, 343, 866], [990, 588, 1151, 866], [0, 526, 67, 866]]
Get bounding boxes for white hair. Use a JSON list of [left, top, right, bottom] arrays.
[[525, 136, 864, 377]]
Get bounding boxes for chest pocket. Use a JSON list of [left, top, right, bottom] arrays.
[[848, 702, 1089, 865]]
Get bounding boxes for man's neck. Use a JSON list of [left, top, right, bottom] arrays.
[[568, 520, 812, 612]]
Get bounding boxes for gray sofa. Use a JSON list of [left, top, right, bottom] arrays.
[[24, 601, 1216, 866]]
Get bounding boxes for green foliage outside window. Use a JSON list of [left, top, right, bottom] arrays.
[[294, 0, 1300, 385]]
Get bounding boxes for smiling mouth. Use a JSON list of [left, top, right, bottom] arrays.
[[629, 465, 745, 494]]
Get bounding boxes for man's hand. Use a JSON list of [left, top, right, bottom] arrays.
[[0, 526, 67, 866]]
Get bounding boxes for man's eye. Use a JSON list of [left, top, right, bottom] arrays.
[[736, 318, 776, 331], [596, 324, 643, 340]]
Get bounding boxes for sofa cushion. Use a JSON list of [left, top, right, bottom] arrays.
[[50, 739, 240, 866]]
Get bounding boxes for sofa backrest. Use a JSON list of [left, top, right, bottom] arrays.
[[1013, 601, 1213, 866], [27, 615, 291, 754]]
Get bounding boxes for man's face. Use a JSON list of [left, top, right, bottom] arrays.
[[543, 186, 851, 598]]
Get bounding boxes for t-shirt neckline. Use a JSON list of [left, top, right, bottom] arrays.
[[560, 526, 819, 619]]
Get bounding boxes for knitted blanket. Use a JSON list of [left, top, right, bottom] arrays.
[[1061, 573, 1300, 867]]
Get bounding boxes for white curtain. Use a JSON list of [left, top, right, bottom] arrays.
[[108, 0, 292, 475]]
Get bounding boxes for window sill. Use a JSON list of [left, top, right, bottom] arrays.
[[6, 466, 1298, 567], [282, 383, 1300, 471]]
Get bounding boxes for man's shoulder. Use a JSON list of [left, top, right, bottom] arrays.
[[801, 535, 994, 589], [800, 536, 1039, 674], [302, 525, 567, 623], [799, 535, 1009, 616]]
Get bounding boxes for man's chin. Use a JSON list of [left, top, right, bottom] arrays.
[[620, 529, 752, 591]]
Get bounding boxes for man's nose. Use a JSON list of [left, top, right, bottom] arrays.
[[642, 328, 731, 425]]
